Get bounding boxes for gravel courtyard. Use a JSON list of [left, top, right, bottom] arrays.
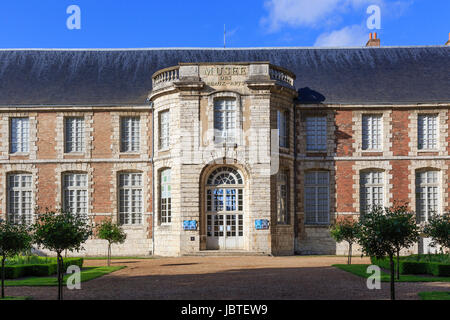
[[6, 256, 450, 300]]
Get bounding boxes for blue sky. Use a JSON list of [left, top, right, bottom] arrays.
[[0, 0, 448, 48]]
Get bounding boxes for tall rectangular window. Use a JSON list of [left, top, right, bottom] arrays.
[[304, 171, 329, 224], [160, 169, 171, 224], [120, 117, 140, 152], [63, 173, 88, 215], [418, 115, 438, 150], [360, 171, 384, 213], [277, 171, 289, 224], [416, 171, 439, 222], [119, 173, 142, 225], [10, 118, 29, 153], [159, 111, 170, 150], [362, 115, 382, 150], [7, 174, 33, 224], [277, 110, 288, 148], [214, 99, 236, 144], [65, 117, 85, 153], [306, 116, 327, 151]]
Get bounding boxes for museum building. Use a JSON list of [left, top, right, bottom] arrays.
[[0, 36, 449, 256]]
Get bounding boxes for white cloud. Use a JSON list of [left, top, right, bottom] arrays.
[[261, 0, 382, 32], [313, 24, 368, 47]]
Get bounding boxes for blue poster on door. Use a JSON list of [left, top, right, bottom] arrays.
[[183, 220, 198, 231], [255, 219, 269, 230]]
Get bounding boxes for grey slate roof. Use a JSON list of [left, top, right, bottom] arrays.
[[0, 47, 449, 106]]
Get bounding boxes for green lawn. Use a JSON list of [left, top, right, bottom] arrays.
[[418, 291, 450, 300], [4, 266, 125, 286], [333, 264, 450, 282], [0, 296, 32, 300]]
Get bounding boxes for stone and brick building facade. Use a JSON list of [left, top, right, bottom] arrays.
[[0, 45, 449, 256]]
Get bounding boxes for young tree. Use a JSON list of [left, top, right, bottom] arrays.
[[96, 218, 127, 266], [385, 204, 420, 280], [0, 220, 32, 299], [33, 211, 92, 300], [329, 215, 360, 265], [423, 212, 450, 255], [358, 205, 419, 300]]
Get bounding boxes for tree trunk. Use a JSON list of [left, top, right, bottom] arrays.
[[57, 252, 64, 301], [1, 256, 5, 299], [396, 248, 400, 280], [389, 253, 395, 300], [108, 243, 111, 267], [348, 242, 353, 265]]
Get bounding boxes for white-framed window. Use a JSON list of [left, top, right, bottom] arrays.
[[159, 110, 170, 150], [306, 116, 327, 151], [214, 99, 236, 144], [63, 173, 88, 215], [304, 171, 329, 224], [416, 170, 439, 223], [120, 117, 140, 152], [160, 169, 171, 224], [10, 118, 29, 153], [277, 110, 288, 148], [277, 171, 289, 224], [7, 173, 33, 224], [119, 172, 143, 225], [362, 115, 382, 150], [360, 171, 384, 213], [65, 117, 85, 153], [418, 114, 438, 150]]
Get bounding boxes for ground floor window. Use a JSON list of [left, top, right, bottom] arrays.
[[304, 171, 329, 224], [119, 172, 143, 225], [160, 169, 171, 224], [416, 170, 439, 222], [360, 170, 384, 213], [7, 173, 33, 224], [63, 173, 88, 215]]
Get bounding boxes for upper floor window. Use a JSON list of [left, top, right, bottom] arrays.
[[306, 116, 327, 151], [63, 173, 88, 215], [119, 172, 143, 225], [10, 118, 29, 153], [65, 117, 85, 153], [7, 173, 33, 224], [416, 170, 439, 223], [418, 115, 438, 150], [304, 171, 329, 224], [160, 169, 171, 224], [277, 110, 288, 148], [362, 115, 382, 151], [360, 171, 384, 214], [214, 99, 236, 144], [277, 171, 289, 224], [159, 111, 170, 150], [120, 117, 140, 153]]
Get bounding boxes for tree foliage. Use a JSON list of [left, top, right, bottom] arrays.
[[423, 212, 450, 254], [0, 220, 33, 298], [33, 211, 92, 300], [96, 218, 127, 266], [329, 215, 360, 264]]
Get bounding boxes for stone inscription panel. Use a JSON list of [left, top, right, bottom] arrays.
[[200, 65, 249, 87]]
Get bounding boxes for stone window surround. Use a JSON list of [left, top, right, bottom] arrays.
[[54, 163, 93, 216], [0, 164, 38, 222], [56, 112, 93, 159], [408, 110, 448, 156], [352, 161, 393, 213], [157, 166, 172, 226], [109, 162, 151, 229], [276, 167, 290, 225], [298, 110, 335, 157], [157, 108, 171, 152], [298, 161, 336, 225], [0, 113, 38, 160], [206, 91, 243, 147], [111, 112, 149, 159], [408, 160, 448, 216], [352, 110, 393, 157], [275, 106, 290, 151]]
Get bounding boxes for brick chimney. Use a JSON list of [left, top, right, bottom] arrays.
[[366, 32, 381, 47], [446, 33, 450, 45]]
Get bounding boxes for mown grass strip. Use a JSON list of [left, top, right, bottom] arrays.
[[418, 291, 450, 300]]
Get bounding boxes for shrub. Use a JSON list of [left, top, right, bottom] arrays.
[[3, 258, 84, 279]]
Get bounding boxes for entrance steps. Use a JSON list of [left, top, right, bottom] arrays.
[[182, 250, 271, 257]]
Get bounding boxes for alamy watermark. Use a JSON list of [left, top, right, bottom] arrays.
[[66, 265, 81, 290], [367, 5, 381, 30], [366, 265, 381, 290], [66, 5, 81, 30]]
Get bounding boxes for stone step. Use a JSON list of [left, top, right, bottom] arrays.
[[182, 251, 271, 257]]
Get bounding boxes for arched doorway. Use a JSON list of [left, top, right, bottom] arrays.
[[206, 167, 244, 250]]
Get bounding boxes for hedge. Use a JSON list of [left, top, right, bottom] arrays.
[[2, 258, 84, 279], [371, 257, 450, 277]]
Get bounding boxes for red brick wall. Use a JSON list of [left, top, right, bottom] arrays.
[[37, 113, 57, 159], [36, 164, 57, 211], [335, 110, 354, 157], [335, 161, 356, 213], [390, 160, 411, 207], [391, 110, 410, 156], [92, 163, 113, 214], [92, 112, 112, 158]]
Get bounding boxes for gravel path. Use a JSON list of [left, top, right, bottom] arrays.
[[5, 256, 449, 300]]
